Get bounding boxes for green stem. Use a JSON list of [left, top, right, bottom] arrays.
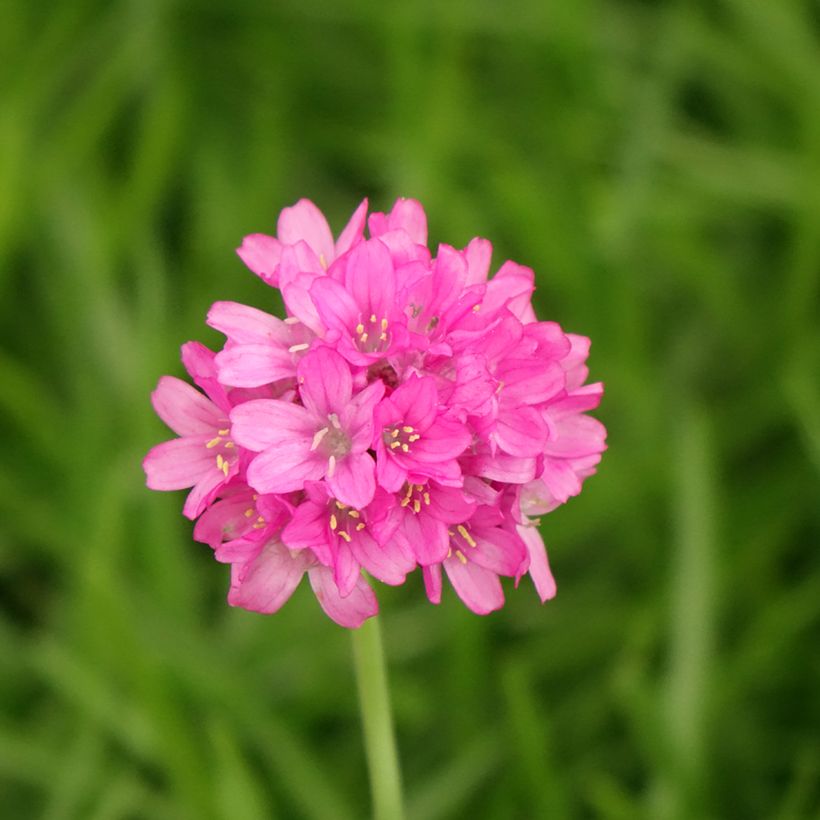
[[351, 616, 405, 820]]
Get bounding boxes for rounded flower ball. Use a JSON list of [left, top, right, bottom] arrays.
[[143, 198, 607, 627]]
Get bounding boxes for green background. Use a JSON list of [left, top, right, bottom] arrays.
[[2, 1, 819, 818]]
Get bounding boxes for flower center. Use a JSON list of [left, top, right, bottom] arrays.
[[399, 482, 431, 514], [328, 499, 365, 543], [354, 313, 390, 353], [310, 414, 352, 477], [383, 424, 421, 454], [447, 523, 477, 563], [205, 425, 235, 478]]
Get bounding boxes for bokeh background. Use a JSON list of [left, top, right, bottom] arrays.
[[2, 0, 819, 818]]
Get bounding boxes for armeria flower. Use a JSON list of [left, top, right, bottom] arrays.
[[143, 196, 606, 627]]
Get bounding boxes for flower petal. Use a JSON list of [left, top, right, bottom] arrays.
[[246, 442, 325, 494], [228, 540, 308, 614], [444, 559, 504, 615], [230, 399, 315, 451], [517, 524, 557, 602], [327, 452, 376, 509], [207, 301, 290, 345], [143, 436, 214, 490], [308, 566, 378, 628], [151, 376, 222, 437], [335, 198, 368, 256], [216, 344, 295, 387], [277, 199, 335, 266], [297, 347, 353, 419], [236, 234, 282, 285]]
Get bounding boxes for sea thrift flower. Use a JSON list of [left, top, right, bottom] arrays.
[[144, 197, 606, 626]]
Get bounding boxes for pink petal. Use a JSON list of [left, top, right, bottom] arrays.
[[342, 238, 395, 322], [183, 466, 232, 520], [444, 559, 505, 615], [464, 237, 492, 285], [422, 564, 442, 604], [228, 540, 308, 614], [349, 530, 413, 586], [409, 416, 471, 462], [216, 344, 295, 387], [327, 452, 376, 509], [308, 566, 378, 628], [376, 443, 407, 492], [343, 379, 385, 448], [236, 234, 282, 285], [494, 406, 548, 457], [401, 511, 449, 565], [230, 399, 315, 452], [542, 414, 607, 458], [151, 376, 222, 437], [143, 436, 215, 490], [309, 276, 359, 336], [517, 524, 557, 602], [207, 301, 289, 345], [335, 198, 368, 256], [246, 442, 325, 494], [384, 198, 428, 245], [277, 199, 335, 267], [297, 347, 353, 419], [471, 527, 528, 576]]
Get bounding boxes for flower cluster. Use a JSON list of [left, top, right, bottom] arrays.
[[143, 199, 606, 627]]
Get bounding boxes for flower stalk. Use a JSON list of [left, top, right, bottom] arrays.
[[352, 616, 405, 820]]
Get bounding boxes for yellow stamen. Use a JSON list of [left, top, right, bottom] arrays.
[[224, 441, 235, 448], [401, 443, 409, 452], [206, 437, 222, 448], [391, 429, 400, 438], [244, 508, 254, 518], [390, 441, 401, 449], [455, 549, 467, 564], [408, 434, 420, 442], [356, 522, 366, 531], [339, 531, 352, 542], [222, 461, 229, 477], [457, 524, 477, 547], [216, 454, 224, 469], [360, 332, 368, 343], [400, 497, 411, 507], [413, 499, 421, 513], [380, 318, 388, 331], [369, 313, 377, 323], [402, 426, 414, 433], [379, 332, 387, 341], [423, 492, 430, 505], [472, 304, 481, 312], [356, 323, 365, 335], [335, 500, 347, 509], [330, 514, 338, 530], [348, 510, 360, 518], [218, 428, 230, 436]]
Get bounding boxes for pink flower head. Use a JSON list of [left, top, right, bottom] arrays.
[[144, 197, 606, 627]]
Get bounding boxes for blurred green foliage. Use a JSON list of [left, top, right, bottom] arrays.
[[1, 0, 819, 818]]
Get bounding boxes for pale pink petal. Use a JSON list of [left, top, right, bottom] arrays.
[[464, 237, 492, 285], [246, 443, 325, 494], [236, 234, 282, 285], [277, 199, 335, 266], [335, 198, 368, 256], [228, 540, 308, 614], [422, 564, 442, 604], [384, 198, 428, 245], [183, 467, 231, 520], [327, 452, 376, 509], [230, 399, 315, 452], [494, 406, 548, 457], [444, 559, 504, 615], [308, 566, 378, 628], [349, 530, 413, 586], [151, 376, 222, 437], [207, 301, 289, 345], [542, 415, 607, 458], [216, 344, 295, 387], [470, 528, 528, 576], [517, 524, 557, 602], [143, 436, 214, 490]]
